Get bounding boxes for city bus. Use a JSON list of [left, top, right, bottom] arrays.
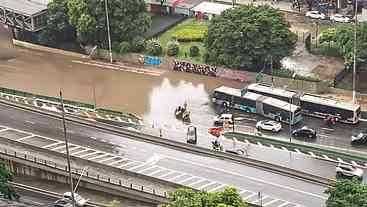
[[245, 83, 361, 124], [212, 86, 303, 125]]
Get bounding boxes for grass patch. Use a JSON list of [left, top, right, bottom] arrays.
[[158, 18, 208, 64], [224, 132, 367, 164], [311, 42, 341, 57], [272, 68, 321, 82]]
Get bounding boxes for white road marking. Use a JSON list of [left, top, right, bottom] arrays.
[[146, 154, 162, 165], [197, 181, 217, 190], [263, 199, 280, 206], [51, 145, 67, 151], [321, 128, 334, 131], [99, 156, 117, 163], [157, 171, 176, 179], [281, 146, 288, 151], [118, 161, 139, 168], [309, 152, 316, 157], [127, 163, 148, 171], [294, 149, 302, 154], [0, 127, 9, 132], [208, 184, 227, 192], [162, 156, 328, 200], [277, 201, 290, 207], [137, 165, 157, 173], [322, 155, 332, 161], [243, 192, 256, 200], [25, 120, 35, 124], [187, 178, 206, 187], [61, 146, 82, 154], [109, 158, 128, 166], [88, 154, 108, 161], [257, 142, 263, 146], [252, 196, 269, 204], [318, 134, 329, 138], [177, 176, 197, 184], [79, 151, 99, 158], [167, 173, 187, 181], [16, 135, 35, 141], [146, 169, 166, 176], [70, 148, 90, 156], [239, 190, 249, 195]]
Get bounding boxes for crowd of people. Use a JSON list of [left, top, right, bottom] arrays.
[[173, 60, 217, 77]]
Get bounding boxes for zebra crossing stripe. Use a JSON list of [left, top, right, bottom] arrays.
[[118, 161, 139, 168], [239, 190, 249, 195], [177, 176, 197, 184], [127, 163, 148, 171], [263, 199, 280, 206], [61, 146, 81, 153], [208, 184, 227, 192], [277, 201, 290, 207], [252, 196, 269, 205], [79, 151, 99, 158], [88, 154, 109, 161], [43, 142, 62, 149], [71, 149, 89, 156], [99, 156, 117, 163], [243, 192, 256, 200], [16, 135, 35, 141], [187, 178, 206, 187], [109, 158, 128, 166], [197, 181, 217, 190], [167, 173, 187, 181], [52, 145, 67, 151], [157, 171, 176, 179], [137, 165, 157, 173], [146, 168, 166, 176], [0, 127, 9, 132], [295, 149, 301, 154]]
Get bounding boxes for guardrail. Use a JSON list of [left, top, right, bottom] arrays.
[[0, 147, 168, 204], [10, 182, 106, 207], [0, 99, 334, 186]]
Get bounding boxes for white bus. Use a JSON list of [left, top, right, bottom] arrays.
[[212, 86, 303, 125], [245, 83, 361, 124]]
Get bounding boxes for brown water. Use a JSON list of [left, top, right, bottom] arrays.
[[0, 25, 242, 129]]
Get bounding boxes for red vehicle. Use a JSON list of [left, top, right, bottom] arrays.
[[208, 127, 223, 137]]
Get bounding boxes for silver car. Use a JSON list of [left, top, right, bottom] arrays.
[[336, 163, 364, 180]]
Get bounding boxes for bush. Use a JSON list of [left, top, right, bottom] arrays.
[[119, 41, 130, 54], [146, 39, 163, 56], [131, 36, 145, 52], [189, 45, 200, 57], [112, 42, 120, 53], [173, 29, 206, 42], [166, 40, 180, 56]]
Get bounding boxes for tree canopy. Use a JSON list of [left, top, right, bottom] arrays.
[[319, 23, 367, 68], [325, 179, 367, 207], [204, 5, 296, 71], [163, 187, 248, 207], [0, 162, 17, 200], [67, 0, 151, 46], [39, 0, 76, 46]]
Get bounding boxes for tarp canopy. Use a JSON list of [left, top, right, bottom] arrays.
[[191, 1, 234, 15]]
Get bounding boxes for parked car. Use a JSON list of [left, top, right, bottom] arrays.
[[256, 120, 282, 133], [305, 11, 326, 19], [351, 130, 367, 145], [292, 126, 317, 138], [213, 114, 233, 125], [330, 14, 351, 23], [336, 163, 364, 180], [63, 192, 88, 206], [49, 198, 73, 207]]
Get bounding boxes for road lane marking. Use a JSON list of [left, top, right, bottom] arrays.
[[51, 145, 67, 151], [70, 148, 89, 156], [162, 156, 328, 200], [197, 181, 217, 190], [277, 201, 290, 207], [16, 135, 35, 141], [25, 120, 35, 124], [137, 165, 157, 173], [318, 134, 328, 138], [252, 195, 269, 205], [157, 171, 176, 178], [99, 156, 117, 163], [167, 173, 187, 182], [321, 128, 334, 131], [208, 184, 227, 192], [243, 192, 256, 200], [118, 161, 139, 168], [42, 142, 62, 149], [177, 176, 197, 184], [88, 154, 109, 161], [127, 163, 148, 171], [239, 190, 249, 195], [187, 178, 206, 187], [79, 151, 99, 158], [0, 127, 9, 132], [146, 169, 166, 176], [263, 199, 280, 206], [109, 158, 128, 166]]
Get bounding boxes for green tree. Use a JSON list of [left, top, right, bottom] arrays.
[[119, 41, 130, 54], [189, 45, 200, 57], [166, 40, 180, 56], [39, 0, 76, 46], [204, 5, 296, 70], [107, 200, 120, 207], [146, 39, 163, 56], [68, 0, 151, 46], [163, 187, 248, 207], [0, 162, 17, 200], [325, 179, 367, 207]]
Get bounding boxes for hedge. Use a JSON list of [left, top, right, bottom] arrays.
[[173, 29, 206, 42]]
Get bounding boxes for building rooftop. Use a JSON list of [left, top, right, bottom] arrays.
[[0, 0, 51, 15], [192, 1, 234, 15]]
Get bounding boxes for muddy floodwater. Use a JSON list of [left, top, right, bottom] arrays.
[[0, 26, 242, 128]]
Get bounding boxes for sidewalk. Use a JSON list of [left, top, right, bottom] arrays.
[[218, 0, 303, 13]]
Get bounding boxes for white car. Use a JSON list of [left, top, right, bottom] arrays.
[[330, 14, 350, 23], [256, 120, 282, 133], [336, 163, 364, 180], [63, 192, 89, 206], [306, 11, 326, 19], [214, 114, 233, 125]]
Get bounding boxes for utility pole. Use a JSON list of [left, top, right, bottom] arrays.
[[289, 97, 292, 143], [270, 55, 273, 87], [104, 0, 113, 63], [353, 0, 358, 104], [60, 91, 76, 207]]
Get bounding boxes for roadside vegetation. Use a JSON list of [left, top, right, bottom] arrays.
[[0, 162, 17, 200], [325, 179, 367, 207], [161, 187, 248, 207]]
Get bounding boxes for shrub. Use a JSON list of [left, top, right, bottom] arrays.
[[146, 39, 163, 56], [173, 29, 206, 42], [119, 41, 130, 54], [166, 40, 180, 56], [131, 36, 145, 52], [112, 42, 120, 53], [189, 45, 200, 57]]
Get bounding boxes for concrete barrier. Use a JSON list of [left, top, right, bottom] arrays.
[[12, 39, 86, 59]]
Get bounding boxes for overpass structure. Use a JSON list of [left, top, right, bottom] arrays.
[[0, 0, 51, 32]]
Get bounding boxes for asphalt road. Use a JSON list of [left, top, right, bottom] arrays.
[[0, 103, 332, 206]]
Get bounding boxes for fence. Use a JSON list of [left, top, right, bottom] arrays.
[[0, 147, 168, 199]]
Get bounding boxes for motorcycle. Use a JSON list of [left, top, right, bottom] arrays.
[[324, 116, 338, 126], [211, 140, 223, 151]]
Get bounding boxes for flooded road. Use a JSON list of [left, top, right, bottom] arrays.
[[0, 25, 242, 130]]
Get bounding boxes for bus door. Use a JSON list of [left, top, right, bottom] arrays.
[[292, 92, 303, 106], [256, 97, 266, 115]]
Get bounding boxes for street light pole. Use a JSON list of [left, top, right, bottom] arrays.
[[60, 91, 76, 207], [289, 97, 292, 143], [104, 0, 113, 63], [353, 0, 358, 104]]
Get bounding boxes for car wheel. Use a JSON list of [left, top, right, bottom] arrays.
[[308, 134, 313, 138], [294, 133, 298, 137], [336, 172, 342, 178], [272, 129, 276, 133], [257, 126, 262, 130]]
